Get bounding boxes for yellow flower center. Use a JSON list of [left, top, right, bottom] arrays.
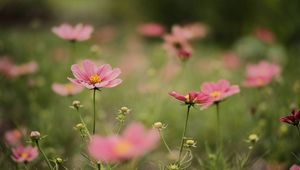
[[64, 84, 74, 92], [114, 140, 131, 155], [210, 91, 221, 98], [89, 74, 101, 84], [185, 95, 190, 102], [256, 78, 264, 86], [20, 152, 29, 159]]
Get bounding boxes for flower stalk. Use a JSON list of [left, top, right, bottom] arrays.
[[35, 140, 52, 170], [93, 89, 96, 134], [177, 104, 191, 166]]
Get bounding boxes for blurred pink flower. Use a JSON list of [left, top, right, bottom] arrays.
[[200, 79, 240, 108], [5, 129, 22, 146], [137, 23, 165, 37], [290, 164, 300, 170], [11, 145, 38, 163], [52, 23, 94, 42], [173, 23, 207, 40], [0, 57, 15, 78], [222, 52, 240, 70], [87, 122, 159, 163], [255, 27, 275, 43], [163, 30, 192, 61], [0, 58, 38, 79], [12, 61, 38, 77], [243, 61, 281, 88], [68, 60, 122, 89], [279, 109, 300, 126], [52, 83, 83, 96]]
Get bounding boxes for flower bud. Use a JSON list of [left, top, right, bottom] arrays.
[[30, 131, 41, 141], [185, 139, 196, 148], [55, 157, 63, 164], [153, 122, 163, 129], [119, 107, 130, 115], [74, 123, 84, 130], [248, 134, 259, 144], [71, 100, 83, 110], [167, 163, 179, 170]]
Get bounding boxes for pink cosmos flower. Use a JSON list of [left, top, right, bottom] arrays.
[[11, 145, 38, 163], [280, 109, 300, 126], [4, 129, 22, 146], [222, 52, 240, 70], [255, 27, 275, 43], [11, 61, 38, 77], [172, 23, 207, 40], [290, 164, 300, 170], [243, 61, 281, 88], [87, 122, 159, 163], [0, 58, 38, 79], [52, 83, 83, 96], [68, 60, 122, 89], [200, 79, 240, 108], [137, 23, 165, 37], [163, 31, 193, 61], [169, 91, 211, 107], [52, 23, 94, 42], [0, 57, 15, 78]]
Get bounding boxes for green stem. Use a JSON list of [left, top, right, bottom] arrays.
[[216, 102, 222, 145], [77, 109, 91, 139], [296, 125, 300, 137], [177, 105, 191, 166], [158, 130, 172, 154], [93, 89, 96, 134], [116, 121, 124, 134], [36, 141, 52, 170], [97, 163, 101, 170]]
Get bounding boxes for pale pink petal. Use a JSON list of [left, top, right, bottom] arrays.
[[102, 68, 121, 82], [104, 79, 122, 88], [82, 60, 96, 77]]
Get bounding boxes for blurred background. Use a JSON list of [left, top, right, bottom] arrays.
[[1, 0, 300, 169]]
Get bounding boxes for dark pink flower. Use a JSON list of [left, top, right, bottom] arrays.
[[52, 83, 83, 96], [200, 79, 240, 108], [255, 27, 275, 43], [169, 91, 211, 107], [163, 32, 192, 61], [68, 60, 122, 89], [11, 145, 38, 163], [290, 164, 300, 170], [87, 122, 159, 163], [4, 129, 22, 146], [280, 109, 300, 126], [137, 23, 165, 37], [243, 61, 281, 88], [52, 23, 94, 42]]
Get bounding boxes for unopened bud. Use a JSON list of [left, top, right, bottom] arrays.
[[167, 163, 179, 170], [248, 134, 259, 144], [74, 123, 84, 130], [71, 100, 83, 110], [55, 157, 63, 164], [153, 122, 163, 129], [30, 131, 41, 141], [184, 139, 196, 148], [119, 107, 130, 115]]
